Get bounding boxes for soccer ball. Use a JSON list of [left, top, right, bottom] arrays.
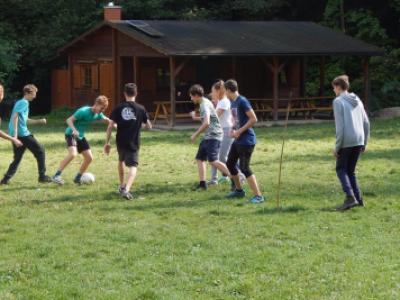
[[80, 172, 95, 184]]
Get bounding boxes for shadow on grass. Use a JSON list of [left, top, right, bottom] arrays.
[[255, 205, 307, 215]]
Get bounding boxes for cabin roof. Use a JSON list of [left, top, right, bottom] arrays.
[[59, 20, 384, 56]]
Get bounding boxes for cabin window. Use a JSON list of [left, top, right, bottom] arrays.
[[156, 68, 170, 90], [82, 65, 92, 88]]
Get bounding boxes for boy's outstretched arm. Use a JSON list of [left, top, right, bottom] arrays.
[[27, 118, 46, 125], [101, 116, 117, 128], [104, 121, 115, 155]]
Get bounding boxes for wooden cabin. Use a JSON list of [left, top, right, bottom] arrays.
[[52, 4, 383, 126]]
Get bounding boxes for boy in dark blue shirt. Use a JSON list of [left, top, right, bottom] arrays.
[[224, 79, 265, 204]]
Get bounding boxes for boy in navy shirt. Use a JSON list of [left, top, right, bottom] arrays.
[[224, 79, 265, 204]]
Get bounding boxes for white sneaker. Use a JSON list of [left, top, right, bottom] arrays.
[[52, 175, 64, 185]]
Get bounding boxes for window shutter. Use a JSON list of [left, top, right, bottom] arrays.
[[91, 64, 99, 90], [73, 64, 81, 88]]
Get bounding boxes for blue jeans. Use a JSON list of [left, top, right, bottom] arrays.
[[336, 146, 363, 200]]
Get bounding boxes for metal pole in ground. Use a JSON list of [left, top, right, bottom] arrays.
[[276, 98, 292, 208]]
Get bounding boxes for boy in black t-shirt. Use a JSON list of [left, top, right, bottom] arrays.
[[104, 83, 152, 200]]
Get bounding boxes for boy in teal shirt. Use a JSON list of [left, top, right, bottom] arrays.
[[1, 84, 52, 184], [52, 96, 111, 185]]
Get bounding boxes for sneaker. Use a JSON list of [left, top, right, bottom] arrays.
[[336, 195, 358, 211], [121, 191, 134, 200], [218, 176, 229, 184], [38, 175, 53, 183], [0, 177, 9, 185], [192, 184, 208, 191], [226, 189, 246, 199], [118, 185, 126, 194], [73, 177, 81, 185], [249, 195, 265, 204], [207, 180, 218, 186], [52, 175, 64, 185], [357, 198, 365, 207]]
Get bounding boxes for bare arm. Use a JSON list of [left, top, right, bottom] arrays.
[[12, 113, 18, 138], [143, 119, 152, 129], [191, 112, 210, 142], [216, 108, 225, 118], [66, 116, 79, 136], [0, 130, 22, 147], [104, 120, 115, 155], [27, 118, 46, 125], [233, 109, 257, 138]]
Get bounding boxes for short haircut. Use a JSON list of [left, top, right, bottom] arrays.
[[189, 84, 204, 97], [23, 84, 38, 95], [124, 83, 138, 97], [95, 95, 109, 108], [332, 75, 350, 90], [224, 79, 238, 92], [212, 79, 225, 91]]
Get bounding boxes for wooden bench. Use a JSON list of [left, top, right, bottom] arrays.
[[152, 101, 193, 125]]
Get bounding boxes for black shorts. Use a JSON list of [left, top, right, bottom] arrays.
[[65, 135, 90, 153], [195, 139, 221, 162], [118, 147, 139, 167]]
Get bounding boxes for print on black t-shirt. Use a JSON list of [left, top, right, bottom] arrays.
[[110, 101, 148, 151]]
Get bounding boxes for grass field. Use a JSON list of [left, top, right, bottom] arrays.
[[0, 115, 399, 299]]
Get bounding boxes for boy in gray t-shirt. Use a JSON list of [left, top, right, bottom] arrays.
[[189, 84, 230, 190]]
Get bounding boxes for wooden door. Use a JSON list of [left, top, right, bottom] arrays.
[[51, 69, 70, 109], [99, 62, 113, 115]]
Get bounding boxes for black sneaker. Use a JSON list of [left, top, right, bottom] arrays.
[[357, 198, 365, 207], [0, 177, 9, 185], [336, 195, 359, 211], [73, 177, 81, 185], [38, 175, 53, 183], [192, 184, 207, 191]]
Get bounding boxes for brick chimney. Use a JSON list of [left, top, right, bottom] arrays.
[[104, 2, 122, 21]]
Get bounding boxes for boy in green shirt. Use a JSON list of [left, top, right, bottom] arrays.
[[52, 96, 111, 185], [0, 83, 23, 147]]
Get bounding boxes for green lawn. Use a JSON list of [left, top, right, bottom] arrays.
[[0, 116, 399, 299]]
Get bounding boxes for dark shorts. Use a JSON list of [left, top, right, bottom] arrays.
[[65, 135, 90, 153], [195, 139, 221, 162], [118, 147, 139, 167]]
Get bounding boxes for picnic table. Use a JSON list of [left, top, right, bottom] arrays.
[[152, 101, 193, 125], [250, 96, 333, 120]]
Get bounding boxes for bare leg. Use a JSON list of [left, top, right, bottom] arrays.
[[125, 166, 137, 192], [247, 175, 262, 196], [231, 174, 242, 190], [197, 160, 206, 181], [79, 150, 93, 174], [209, 161, 231, 178], [118, 161, 125, 186], [58, 146, 78, 171]]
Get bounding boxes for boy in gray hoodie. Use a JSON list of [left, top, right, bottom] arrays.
[[332, 75, 370, 211]]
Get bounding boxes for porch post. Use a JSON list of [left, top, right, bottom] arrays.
[[169, 56, 176, 127], [68, 55, 73, 107], [272, 56, 279, 121], [112, 28, 119, 106], [133, 56, 139, 83], [362, 56, 370, 112], [319, 56, 326, 97]]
